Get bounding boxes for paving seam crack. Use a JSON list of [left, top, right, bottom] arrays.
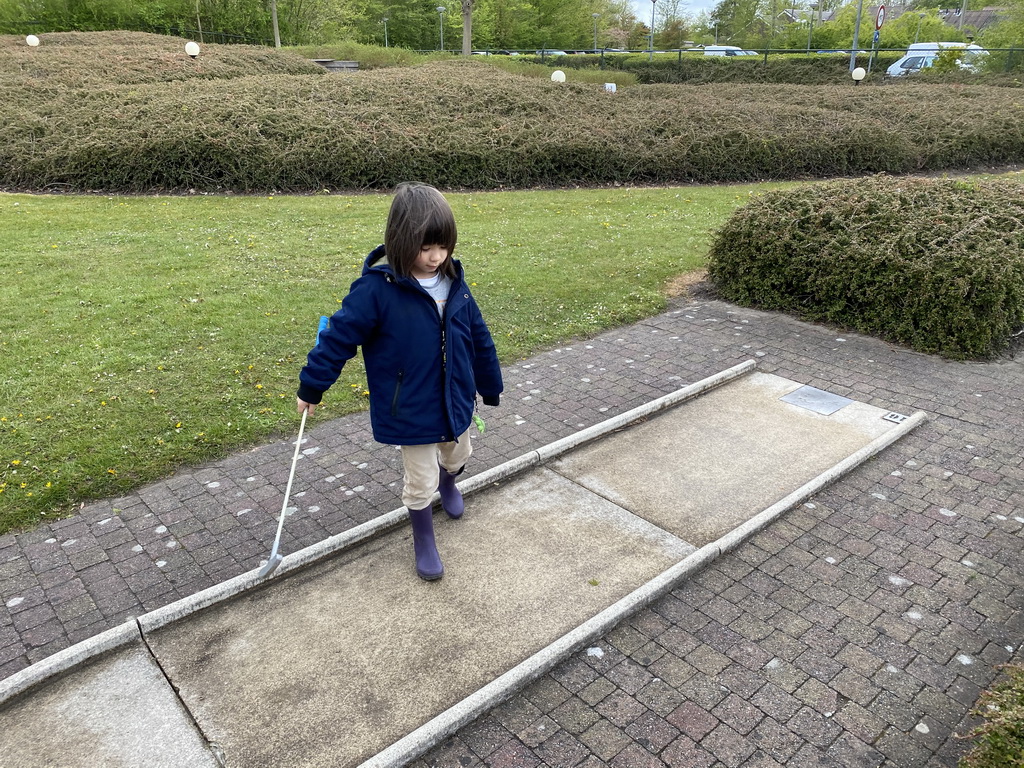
[[137, 620, 228, 767]]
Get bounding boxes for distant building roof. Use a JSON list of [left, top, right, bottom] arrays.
[[938, 6, 1006, 32], [815, 4, 1007, 32]]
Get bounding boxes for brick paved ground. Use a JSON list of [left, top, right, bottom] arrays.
[[2, 296, 1022, 767]]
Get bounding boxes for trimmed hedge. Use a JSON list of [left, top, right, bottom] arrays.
[[706, 176, 1024, 360], [527, 51, 1023, 87], [2, 33, 1024, 193], [0, 31, 325, 95], [587, 52, 905, 86]]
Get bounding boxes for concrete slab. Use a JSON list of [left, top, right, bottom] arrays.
[[145, 469, 694, 768], [0, 642, 221, 768], [551, 372, 902, 546]]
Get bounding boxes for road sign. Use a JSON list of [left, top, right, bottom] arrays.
[[875, 4, 886, 29], [873, 29, 880, 43]]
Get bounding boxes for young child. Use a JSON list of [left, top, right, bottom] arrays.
[[296, 183, 503, 581]]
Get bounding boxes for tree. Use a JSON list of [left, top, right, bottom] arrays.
[[977, 0, 1024, 48], [655, 0, 690, 47], [709, 0, 763, 46]]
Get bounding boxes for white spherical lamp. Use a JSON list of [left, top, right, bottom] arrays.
[[551, 69, 566, 83], [185, 41, 201, 59], [26, 35, 40, 47]]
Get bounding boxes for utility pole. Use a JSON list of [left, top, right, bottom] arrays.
[[270, 0, 281, 48]]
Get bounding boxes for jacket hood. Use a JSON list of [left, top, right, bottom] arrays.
[[363, 245, 464, 283]]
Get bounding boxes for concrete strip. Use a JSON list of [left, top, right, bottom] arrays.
[[361, 542, 722, 768], [145, 469, 695, 768], [0, 641, 221, 768], [0, 620, 140, 707], [715, 409, 929, 554], [551, 372, 904, 546], [535, 359, 756, 462]]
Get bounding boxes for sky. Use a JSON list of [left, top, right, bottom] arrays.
[[629, 0, 718, 23]]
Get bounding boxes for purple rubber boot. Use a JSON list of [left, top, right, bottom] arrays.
[[407, 506, 443, 581], [438, 464, 465, 519]]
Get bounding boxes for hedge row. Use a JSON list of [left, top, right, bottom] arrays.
[[0, 30, 324, 96], [539, 52, 905, 86], [525, 51, 1024, 86], [2, 34, 1024, 192], [707, 176, 1024, 359]]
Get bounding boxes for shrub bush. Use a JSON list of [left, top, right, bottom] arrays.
[[287, 40, 443, 70], [622, 53, 903, 86], [2, 33, 1024, 193], [537, 51, 905, 85], [0, 31, 324, 95], [537, 50, 1023, 87], [706, 176, 1024, 360]]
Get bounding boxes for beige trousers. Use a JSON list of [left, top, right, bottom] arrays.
[[400, 429, 473, 509]]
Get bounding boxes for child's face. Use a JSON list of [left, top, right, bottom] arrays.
[[411, 243, 449, 279]]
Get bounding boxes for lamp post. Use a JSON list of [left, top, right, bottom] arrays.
[[437, 6, 446, 52], [649, 0, 657, 61], [806, 2, 817, 52], [914, 13, 925, 44], [850, 0, 864, 72], [852, 66, 866, 85], [382, 17, 389, 47], [592, 12, 600, 53], [185, 41, 200, 59]]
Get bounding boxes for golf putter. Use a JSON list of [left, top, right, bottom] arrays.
[[257, 316, 326, 579], [257, 408, 308, 579]]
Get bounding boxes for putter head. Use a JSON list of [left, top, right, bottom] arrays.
[[257, 553, 284, 579]]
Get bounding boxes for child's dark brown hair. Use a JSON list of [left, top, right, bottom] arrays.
[[384, 182, 458, 279]]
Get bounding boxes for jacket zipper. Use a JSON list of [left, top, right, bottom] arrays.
[[440, 305, 450, 440], [391, 369, 404, 417]]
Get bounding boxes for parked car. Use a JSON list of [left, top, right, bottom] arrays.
[[886, 42, 987, 77], [536, 49, 568, 57]]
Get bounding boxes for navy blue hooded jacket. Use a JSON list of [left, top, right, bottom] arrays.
[[297, 246, 503, 446]]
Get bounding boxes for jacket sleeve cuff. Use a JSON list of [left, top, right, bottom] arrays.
[[297, 384, 324, 405], [482, 394, 500, 407]]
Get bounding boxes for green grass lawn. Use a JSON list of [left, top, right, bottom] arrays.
[[0, 184, 782, 534]]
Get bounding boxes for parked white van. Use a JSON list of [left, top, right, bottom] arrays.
[[886, 42, 987, 77], [703, 45, 758, 56]]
